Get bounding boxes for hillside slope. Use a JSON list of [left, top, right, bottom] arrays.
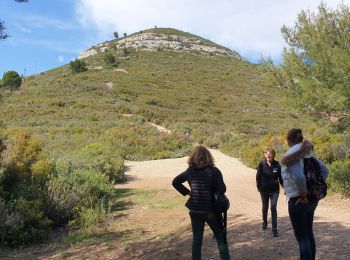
[[0, 28, 323, 161]]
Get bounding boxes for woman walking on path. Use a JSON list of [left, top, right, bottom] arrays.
[[280, 128, 329, 260], [256, 148, 283, 237], [172, 146, 230, 260]]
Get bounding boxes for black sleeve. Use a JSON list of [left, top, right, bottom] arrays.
[[256, 161, 262, 191], [172, 170, 190, 196], [213, 167, 226, 194], [276, 162, 283, 188]]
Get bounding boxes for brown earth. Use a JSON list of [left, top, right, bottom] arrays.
[[113, 149, 350, 260], [3, 149, 350, 259]]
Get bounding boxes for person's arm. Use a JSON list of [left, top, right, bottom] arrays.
[[280, 140, 312, 166], [214, 168, 226, 194], [172, 171, 190, 196], [277, 162, 283, 188], [256, 162, 262, 192]]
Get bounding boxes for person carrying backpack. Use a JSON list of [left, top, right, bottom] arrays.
[[280, 129, 329, 260], [256, 147, 283, 237], [172, 145, 230, 260]]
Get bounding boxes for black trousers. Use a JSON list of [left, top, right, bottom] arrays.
[[260, 191, 279, 230], [189, 211, 230, 260]]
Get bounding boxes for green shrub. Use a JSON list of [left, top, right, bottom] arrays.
[[0, 131, 41, 199], [328, 160, 350, 196], [70, 59, 87, 73], [0, 131, 53, 247], [93, 157, 125, 183], [45, 173, 81, 225], [123, 48, 129, 56], [4, 199, 52, 247], [2, 71, 22, 90], [31, 158, 53, 181], [45, 169, 114, 227], [103, 53, 117, 67], [71, 206, 108, 229]]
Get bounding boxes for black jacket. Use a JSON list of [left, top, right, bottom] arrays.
[[172, 165, 226, 213], [256, 160, 283, 192]]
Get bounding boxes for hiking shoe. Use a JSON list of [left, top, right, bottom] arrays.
[[272, 230, 279, 237]]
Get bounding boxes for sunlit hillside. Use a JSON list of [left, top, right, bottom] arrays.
[[0, 28, 326, 164]]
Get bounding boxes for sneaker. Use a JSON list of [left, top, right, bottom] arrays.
[[272, 230, 279, 237], [262, 223, 267, 231]]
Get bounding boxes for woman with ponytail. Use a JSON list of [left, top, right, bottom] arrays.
[[280, 128, 329, 260]]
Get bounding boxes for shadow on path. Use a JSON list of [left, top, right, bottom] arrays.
[[116, 215, 350, 260]]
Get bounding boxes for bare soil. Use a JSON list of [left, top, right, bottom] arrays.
[[114, 149, 350, 260]]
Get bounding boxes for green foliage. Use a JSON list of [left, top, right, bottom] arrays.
[[328, 160, 350, 196], [0, 131, 52, 247], [230, 129, 348, 169], [69, 59, 87, 73], [103, 53, 117, 67], [79, 143, 125, 182], [0, 130, 41, 197], [2, 71, 22, 90], [122, 47, 129, 56], [258, 4, 350, 189], [4, 199, 52, 247], [113, 31, 118, 39], [260, 3, 350, 114], [31, 158, 52, 179], [0, 131, 117, 247], [45, 168, 114, 227]]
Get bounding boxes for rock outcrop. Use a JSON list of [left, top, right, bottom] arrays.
[[78, 32, 245, 61]]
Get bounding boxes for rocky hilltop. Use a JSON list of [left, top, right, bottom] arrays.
[[78, 28, 245, 61]]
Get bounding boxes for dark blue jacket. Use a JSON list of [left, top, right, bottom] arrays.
[[172, 165, 226, 213]]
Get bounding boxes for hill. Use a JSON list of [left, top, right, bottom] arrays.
[[0, 27, 329, 165]]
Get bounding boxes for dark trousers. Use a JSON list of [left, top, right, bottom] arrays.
[[260, 191, 279, 230], [288, 197, 318, 260], [189, 211, 230, 260]]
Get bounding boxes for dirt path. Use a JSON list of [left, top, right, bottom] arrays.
[[4, 149, 350, 259], [116, 149, 350, 259]]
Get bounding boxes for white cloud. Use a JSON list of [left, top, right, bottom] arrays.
[[58, 55, 64, 62], [75, 0, 345, 62]]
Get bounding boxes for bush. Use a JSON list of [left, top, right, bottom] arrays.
[[31, 158, 52, 180], [0, 131, 41, 198], [4, 199, 52, 247], [79, 143, 126, 182], [328, 160, 350, 196], [70, 59, 87, 73], [123, 48, 129, 56], [45, 169, 115, 227], [2, 71, 22, 90], [0, 132, 52, 247], [103, 53, 117, 67]]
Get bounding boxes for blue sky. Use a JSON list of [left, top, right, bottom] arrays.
[[0, 0, 346, 76]]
